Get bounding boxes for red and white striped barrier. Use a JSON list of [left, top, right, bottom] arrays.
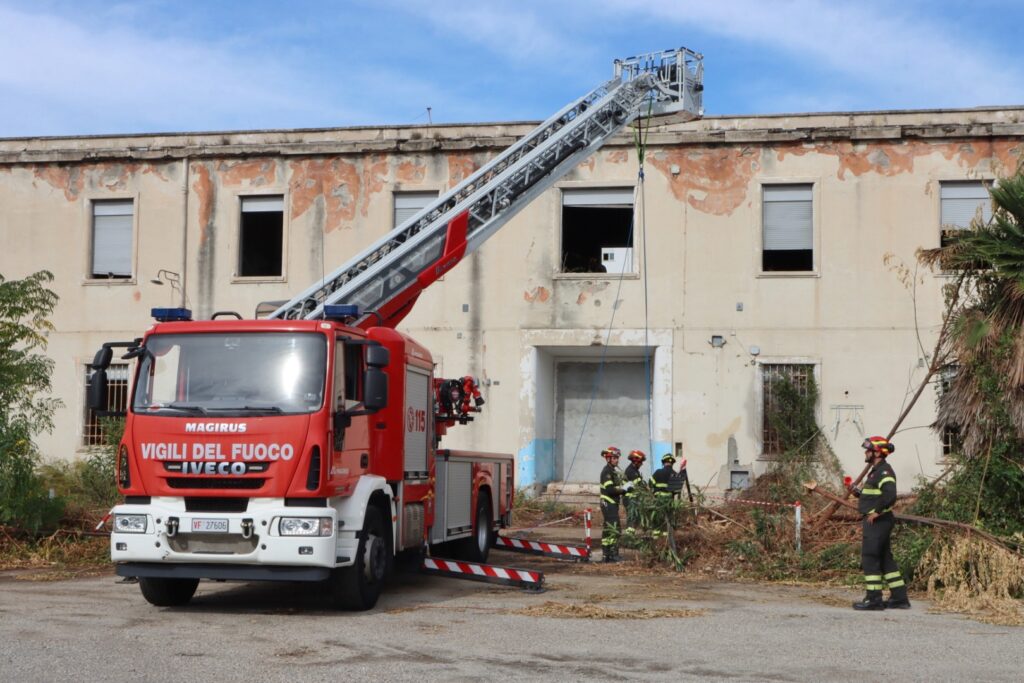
[[493, 536, 590, 561], [421, 557, 545, 591], [493, 508, 594, 562]]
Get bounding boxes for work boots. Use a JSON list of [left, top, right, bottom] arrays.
[[602, 548, 621, 563], [852, 592, 885, 611], [884, 587, 911, 609]]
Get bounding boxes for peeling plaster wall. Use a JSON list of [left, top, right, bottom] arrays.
[[3, 107, 1023, 492]]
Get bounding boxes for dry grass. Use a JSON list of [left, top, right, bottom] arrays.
[[920, 535, 1024, 625], [0, 527, 110, 580], [510, 600, 705, 619]]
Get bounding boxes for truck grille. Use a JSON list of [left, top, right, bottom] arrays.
[[167, 533, 259, 555], [166, 477, 265, 490], [185, 497, 249, 513]]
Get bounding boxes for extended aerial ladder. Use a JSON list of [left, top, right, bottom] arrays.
[[269, 47, 703, 327]]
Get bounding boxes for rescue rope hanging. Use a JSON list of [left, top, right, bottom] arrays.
[[537, 100, 658, 518]]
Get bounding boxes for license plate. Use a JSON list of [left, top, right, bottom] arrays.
[[191, 518, 229, 533]]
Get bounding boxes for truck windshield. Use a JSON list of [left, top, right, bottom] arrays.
[[132, 332, 327, 416]]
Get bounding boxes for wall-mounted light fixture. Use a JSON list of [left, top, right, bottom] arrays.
[[151, 269, 184, 307], [709, 335, 726, 348]]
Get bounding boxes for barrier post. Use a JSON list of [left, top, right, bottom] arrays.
[[584, 509, 592, 558], [794, 500, 802, 553]]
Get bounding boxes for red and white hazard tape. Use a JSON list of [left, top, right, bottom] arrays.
[[703, 495, 801, 509], [494, 535, 590, 560], [422, 557, 545, 590]]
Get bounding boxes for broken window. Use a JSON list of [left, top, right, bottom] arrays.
[[393, 191, 439, 228], [762, 184, 813, 272], [90, 199, 134, 279], [761, 363, 814, 457], [940, 181, 992, 248], [238, 195, 284, 277], [560, 187, 634, 274], [83, 363, 128, 446]]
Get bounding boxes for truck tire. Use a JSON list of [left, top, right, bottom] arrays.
[[457, 493, 493, 563], [329, 506, 388, 611], [138, 577, 199, 607]]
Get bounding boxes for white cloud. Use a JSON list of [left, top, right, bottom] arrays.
[[0, 5, 357, 135]]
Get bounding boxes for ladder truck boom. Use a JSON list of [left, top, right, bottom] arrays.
[[269, 47, 703, 327]]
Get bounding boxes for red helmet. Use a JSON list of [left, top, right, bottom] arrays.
[[862, 436, 895, 456], [601, 446, 621, 460], [628, 449, 646, 464]]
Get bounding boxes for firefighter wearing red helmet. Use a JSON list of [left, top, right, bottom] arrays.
[[599, 446, 626, 562], [851, 435, 910, 611], [623, 449, 647, 533]]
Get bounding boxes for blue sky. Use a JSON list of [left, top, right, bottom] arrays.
[[1, 0, 1023, 137]]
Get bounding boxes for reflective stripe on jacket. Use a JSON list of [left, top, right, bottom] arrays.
[[600, 464, 625, 505], [857, 461, 897, 515]]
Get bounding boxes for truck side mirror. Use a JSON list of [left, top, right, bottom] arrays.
[[363, 367, 388, 411], [366, 345, 389, 368], [92, 346, 113, 370], [88, 368, 109, 411]]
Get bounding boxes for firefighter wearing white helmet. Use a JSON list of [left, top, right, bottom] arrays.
[[851, 435, 910, 611], [599, 446, 626, 562]]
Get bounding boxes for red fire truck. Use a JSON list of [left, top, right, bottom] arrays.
[[89, 48, 703, 609]]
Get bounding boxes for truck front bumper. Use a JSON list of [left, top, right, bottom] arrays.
[[110, 498, 360, 578]]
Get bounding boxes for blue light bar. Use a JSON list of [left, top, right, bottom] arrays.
[[151, 307, 193, 322], [323, 304, 359, 320]]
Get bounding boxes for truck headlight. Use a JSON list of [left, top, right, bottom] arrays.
[[114, 514, 148, 534], [278, 517, 333, 537]]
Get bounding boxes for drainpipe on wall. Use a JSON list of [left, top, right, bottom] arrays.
[[180, 155, 189, 308]]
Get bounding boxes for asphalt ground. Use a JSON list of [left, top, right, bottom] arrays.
[[1, 549, 1023, 682]]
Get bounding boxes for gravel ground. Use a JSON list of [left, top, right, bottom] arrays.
[[1, 551, 1023, 682]]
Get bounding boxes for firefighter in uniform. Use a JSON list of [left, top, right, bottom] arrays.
[[623, 449, 646, 535], [651, 453, 676, 499], [599, 446, 626, 562], [647, 453, 677, 539], [851, 435, 910, 611], [668, 457, 689, 500]]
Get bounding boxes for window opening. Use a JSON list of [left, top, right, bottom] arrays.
[[940, 181, 992, 248], [762, 184, 813, 272], [939, 365, 962, 458], [84, 363, 129, 446], [762, 363, 814, 457], [561, 188, 634, 274], [91, 199, 133, 279], [394, 191, 439, 227], [239, 195, 284, 277]]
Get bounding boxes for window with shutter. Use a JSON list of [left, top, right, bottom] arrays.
[[560, 187, 635, 274], [393, 191, 439, 228], [91, 199, 134, 279], [940, 181, 991, 248], [762, 184, 813, 272]]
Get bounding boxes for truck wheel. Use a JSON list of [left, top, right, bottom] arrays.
[[329, 506, 388, 611], [138, 577, 199, 607], [458, 493, 493, 563]]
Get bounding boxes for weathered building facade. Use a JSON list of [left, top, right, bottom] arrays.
[[2, 107, 1022, 492]]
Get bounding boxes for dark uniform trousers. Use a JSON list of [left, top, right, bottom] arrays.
[[600, 464, 624, 558]]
